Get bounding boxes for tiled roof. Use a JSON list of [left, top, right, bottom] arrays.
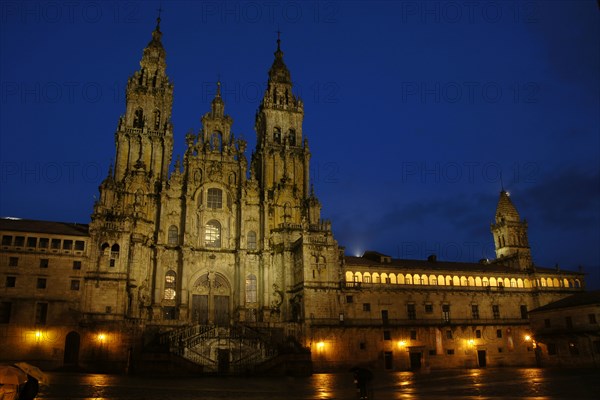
[[0, 218, 89, 237], [530, 291, 600, 313], [344, 255, 582, 276]]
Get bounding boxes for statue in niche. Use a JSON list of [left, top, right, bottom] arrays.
[[270, 284, 284, 316], [138, 280, 151, 318]]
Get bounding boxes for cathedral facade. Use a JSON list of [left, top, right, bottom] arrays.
[[0, 19, 586, 373]]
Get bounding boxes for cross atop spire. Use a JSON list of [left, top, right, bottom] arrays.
[[156, 4, 163, 31], [276, 29, 282, 51]]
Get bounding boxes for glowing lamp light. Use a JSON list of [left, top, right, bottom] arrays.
[[398, 340, 407, 348], [316, 341, 325, 350], [97, 333, 106, 343], [468, 339, 475, 346], [524, 335, 532, 342], [35, 330, 42, 342]]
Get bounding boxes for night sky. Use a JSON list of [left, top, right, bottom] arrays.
[[1, 1, 598, 287]]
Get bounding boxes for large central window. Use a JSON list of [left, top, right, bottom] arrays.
[[207, 188, 223, 209], [205, 220, 221, 248]]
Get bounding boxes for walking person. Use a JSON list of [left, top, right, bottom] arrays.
[[351, 367, 373, 399]]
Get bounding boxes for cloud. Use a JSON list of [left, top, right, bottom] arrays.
[[520, 166, 600, 230]]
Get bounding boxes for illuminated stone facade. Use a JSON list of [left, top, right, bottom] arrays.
[[0, 19, 586, 372]]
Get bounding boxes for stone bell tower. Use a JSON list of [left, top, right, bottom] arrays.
[[251, 35, 316, 230], [491, 190, 532, 270], [83, 16, 174, 320]]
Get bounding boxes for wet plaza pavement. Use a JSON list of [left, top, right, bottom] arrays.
[[36, 367, 600, 399]]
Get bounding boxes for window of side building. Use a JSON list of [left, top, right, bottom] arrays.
[[0, 302, 11, 323], [35, 303, 48, 325], [6, 276, 16, 288], [442, 304, 450, 323], [471, 304, 479, 319], [40, 259, 49, 268], [73, 261, 82, 270], [26, 237, 37, 247], [1, 235, 12, 246], [407, 303, 416, 320], [36, 278, 47, 289], [51, 239, 61, 249], [39, 238, 49, 248], [520, 305, 528, 319], [14, 236, 24, 247], [492, 305, 500, 319], [8, 257, 18, 267], [70, 280, 80, 291], [74, 240, 85, 251]]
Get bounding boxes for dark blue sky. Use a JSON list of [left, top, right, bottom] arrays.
[[1, 1, 598, 287]]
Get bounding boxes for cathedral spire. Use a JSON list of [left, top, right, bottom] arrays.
[[268, 32, 291, 85], [211, 81, 224, 117]]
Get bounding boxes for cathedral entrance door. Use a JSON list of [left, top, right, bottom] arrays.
[[191, 272, 231, 325], [192, 295, 209, 324], [214, 295, 230, 326]]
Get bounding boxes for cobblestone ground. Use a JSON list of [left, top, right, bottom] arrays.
[[36, 367, 600, 399]]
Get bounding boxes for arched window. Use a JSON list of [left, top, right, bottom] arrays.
[[405, 274, 412, 285], [164, 270, 176, 300], [373, 273, 380, 284], [207, 188, 223, 209], [397, 274, 405, 285], [510, 278, 517, 288], [101, 242, 110, 255], [389, 274, 397, 284], [245, 274, 257, 303], [468, 277, 475, 286], [438, 275, 445, 286], [247, 231, 257, 250], [363, 272, 372, 283], [430, 275, 437, 285], [273, 127, 281, 144], [168, 225, 178, 245], [413, 274, 420, 285], [421, 274, 429, 285], [483, 277, 489, 286], [354, 272, 362, 283], [110, 244, 120, 263], [205, 220, 221, 248], [288, 129, 296, 146], [133, 108, 144, 128], [345, 271, 354, 283]]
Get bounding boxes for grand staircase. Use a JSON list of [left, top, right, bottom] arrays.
[[157, 323, 303, 375]]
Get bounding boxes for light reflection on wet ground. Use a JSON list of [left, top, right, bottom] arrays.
[[37, 367, 600, 399]]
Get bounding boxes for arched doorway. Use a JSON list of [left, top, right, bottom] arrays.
[[191, 272, 231, 326], [63, 331, 80, 365]]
